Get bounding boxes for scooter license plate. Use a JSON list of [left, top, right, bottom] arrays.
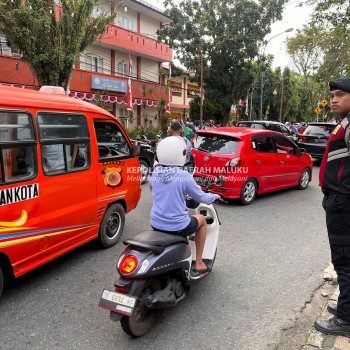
[[99, 289, 136, 317]]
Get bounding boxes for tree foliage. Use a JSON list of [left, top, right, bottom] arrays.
[[0, 0, 116, 89], [307, 0, 350, 30], [158, 0, 288, 121], [286, 25, 322, 77]]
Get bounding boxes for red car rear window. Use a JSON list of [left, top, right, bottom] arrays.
[[193, 134, 239, 154]]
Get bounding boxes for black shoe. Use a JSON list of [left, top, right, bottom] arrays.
[[327, 303, 337, 316], [314, 317, 350, 337]]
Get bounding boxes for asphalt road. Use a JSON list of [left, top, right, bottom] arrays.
[[0, 162, 331, 350]]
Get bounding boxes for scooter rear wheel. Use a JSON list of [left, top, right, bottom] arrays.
[[120, 279, 161, 337]]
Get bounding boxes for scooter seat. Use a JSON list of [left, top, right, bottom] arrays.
[[123, 230, 188, 254]]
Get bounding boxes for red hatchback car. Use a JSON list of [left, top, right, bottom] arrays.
[[192, 127, 313, 205]]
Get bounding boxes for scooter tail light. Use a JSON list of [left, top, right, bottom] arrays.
[[120, 255, 138, 274]]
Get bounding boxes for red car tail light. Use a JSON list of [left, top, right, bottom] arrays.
[[120, 255, 138, 274], [225, 157, 241, 167]]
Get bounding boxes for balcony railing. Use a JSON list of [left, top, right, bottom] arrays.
[[98, 24, 172, 62]]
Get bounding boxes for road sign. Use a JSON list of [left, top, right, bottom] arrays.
[[314, 107, 322, 114], [321, 99, 328, 107]]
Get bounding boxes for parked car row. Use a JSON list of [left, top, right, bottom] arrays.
[[237, 120, 337, 160], [296, 122, 337, 159], [237, 120, 298, 142]]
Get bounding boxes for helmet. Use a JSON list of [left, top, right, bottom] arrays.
[[156, 136, 187, 166]]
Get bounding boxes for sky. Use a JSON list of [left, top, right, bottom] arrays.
[[150, 0, 314, 69], [268, 1, 314, 68]]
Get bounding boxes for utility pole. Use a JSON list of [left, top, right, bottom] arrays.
[[279, 75, 284, 123], [199, 37, 204, 129]]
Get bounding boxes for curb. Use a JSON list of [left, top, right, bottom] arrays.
[[303, 263, 350, 350]]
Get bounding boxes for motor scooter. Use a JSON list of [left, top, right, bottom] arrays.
[[98, 193, 222, 337]]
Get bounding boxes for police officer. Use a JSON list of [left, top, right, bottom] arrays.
[[315, 77, 350, 336]]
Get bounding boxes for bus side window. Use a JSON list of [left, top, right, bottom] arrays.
[[94, 121, 131, 160], [38, 113, 90, 175], [0, 111, 36, 184]]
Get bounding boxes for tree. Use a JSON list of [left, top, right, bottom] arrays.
[[158, 0, 288, 122], [308, 0, 350, 30], [286, 25, 323, 77], [316, 28, 350, 79], [0, 0, 116, 89]]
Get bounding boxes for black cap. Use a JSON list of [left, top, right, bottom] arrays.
[[170, 122, 183, 132], [329, 77, 350, 93]]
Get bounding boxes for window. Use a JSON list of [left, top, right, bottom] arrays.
[[94, 121, 131, 160], [38, 113, 90, 175], [117, 61, 128, 76], [305, 125, 334, 136], [271, 123, 290, 136], [119, 108, 128, 119], [0, 35, 11, 55], [92, 5, 103, 18], [168, 80, 182, 97], [117, 61, 136, 78], [239, 122, 264, 129], [252, 136, 274, 153], [193, 134, 238, 155], [117, 15, 134, 30], [187, 84, 200, 98], [274, 135, 296, 154], [85, 54, 103, 73], [0, 111, 36, 184]]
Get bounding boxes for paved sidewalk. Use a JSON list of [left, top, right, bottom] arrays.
[[302, 264, 350, 350]]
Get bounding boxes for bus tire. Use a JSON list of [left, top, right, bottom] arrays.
[[0, 266, 3, 299], [99, 203, 125, 248]]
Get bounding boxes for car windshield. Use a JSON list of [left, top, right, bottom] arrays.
[[304, 125, 335, 136], [193, 134, 239, 154]]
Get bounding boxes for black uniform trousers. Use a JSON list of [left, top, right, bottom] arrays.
[[323, 193, 350, 322]]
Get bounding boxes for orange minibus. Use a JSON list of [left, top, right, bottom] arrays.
[[0, 85, 141, 298]]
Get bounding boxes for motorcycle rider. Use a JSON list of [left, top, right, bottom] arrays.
[[150, 136, 220, 273]]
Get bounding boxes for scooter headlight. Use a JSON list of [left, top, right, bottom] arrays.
[[120, 255, 138, 274]]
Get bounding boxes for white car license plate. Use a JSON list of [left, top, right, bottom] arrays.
[[99, 289, 137, 317]]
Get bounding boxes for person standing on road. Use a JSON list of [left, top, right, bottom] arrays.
[[315, 77, 350, 337], [168, 122, 193, 169]]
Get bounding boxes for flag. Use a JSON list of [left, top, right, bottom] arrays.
[[127, 54, 133, 112], [245, 96, 249, 116]]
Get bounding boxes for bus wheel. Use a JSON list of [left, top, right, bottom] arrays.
[[99, 203, 125, 248]]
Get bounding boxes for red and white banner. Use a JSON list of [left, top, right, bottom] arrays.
[[245, 97, 249, 116], [127, 54, 133, 112]]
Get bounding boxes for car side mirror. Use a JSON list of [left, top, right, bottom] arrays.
[[132, 140, 140, 156]]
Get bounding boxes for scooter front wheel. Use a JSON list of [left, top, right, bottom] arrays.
[[120, 278, 161, 337]]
